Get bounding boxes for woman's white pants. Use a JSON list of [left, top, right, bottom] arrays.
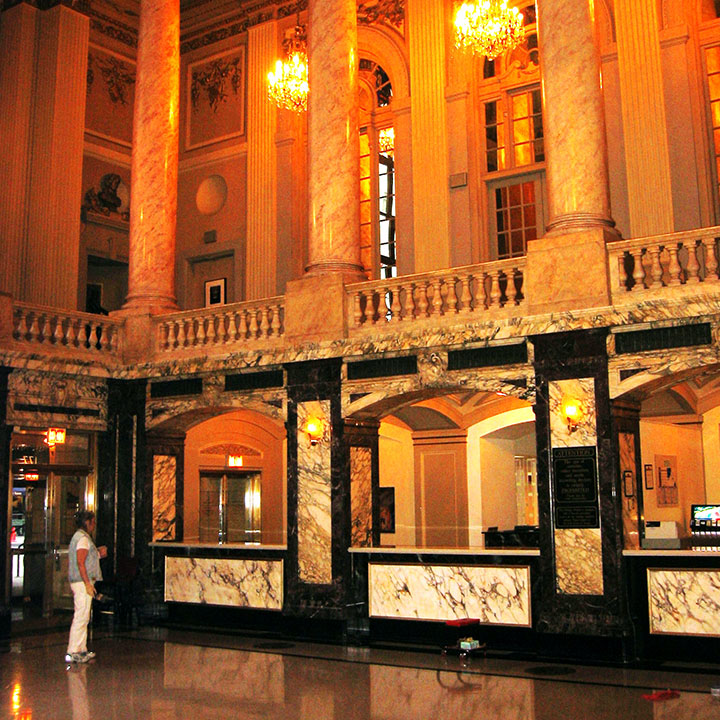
[[67, 581, 92, 654]]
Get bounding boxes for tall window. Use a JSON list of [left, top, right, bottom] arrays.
[[359, 60, 397, 279], [478, 1, 545, 259], [706, 46, 720, 212], [199, 472, 261, 543]]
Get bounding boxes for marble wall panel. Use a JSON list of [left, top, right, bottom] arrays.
[[164, 556, 283, 609], [152, 454, 176, 541], [368, 563, 531, 625], [351, 446, 372, 547], [549, 377, 603, 595], [163, 642, 284, 702], [297, 399, 332, 584], [370, 665, 534, 720], [549, 377, 597, 446], [648, 568, 720, 636], [554, 528, 604, 594]]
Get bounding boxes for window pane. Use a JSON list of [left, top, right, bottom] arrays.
[[493, 179, 541, 259], [708, 47, 720, 74], [709, 72, 720, 100], [508, 183, 521, 206], [515, 143, 531, 166], [522, 181, 535, 203]]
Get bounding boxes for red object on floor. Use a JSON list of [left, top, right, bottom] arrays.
[[446, 618, 480, 627], [642, 689, 680, 702]]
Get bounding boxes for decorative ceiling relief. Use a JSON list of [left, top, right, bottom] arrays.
[[191, 55, 243, 113], [357, 0, 404, 28], [201, 443, 261, 457], [87, 53, 136, 106]]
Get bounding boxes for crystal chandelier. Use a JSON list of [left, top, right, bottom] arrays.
[[454, 1, 524, 60], [268, 24, 309, 113], [378, 127, 394, 156]]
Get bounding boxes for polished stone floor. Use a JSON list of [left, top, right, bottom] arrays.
[[2, 623, 720, 719]]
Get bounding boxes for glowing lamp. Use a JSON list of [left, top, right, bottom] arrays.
[[561, 397, 584, 432], [304, 417, 325, 446], [46, 428, 66, 446], [227, 455, 244, 467]]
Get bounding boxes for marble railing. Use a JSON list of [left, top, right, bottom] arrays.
[[12, 302, 121, 355], [155, 296, 284, 353], [608, 226, 720, 297], [346, 259, 527, 331]]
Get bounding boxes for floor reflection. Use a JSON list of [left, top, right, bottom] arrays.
[[1, 631, 719, 719]]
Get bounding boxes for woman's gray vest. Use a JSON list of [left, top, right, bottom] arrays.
[[68, 529, 103, 583]]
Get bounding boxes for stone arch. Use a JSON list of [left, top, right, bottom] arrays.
[[358, 24, 410, 101]]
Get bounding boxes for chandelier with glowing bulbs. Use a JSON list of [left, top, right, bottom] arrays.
[[268, 23, 309, 113], [454, 0, 524, 60]]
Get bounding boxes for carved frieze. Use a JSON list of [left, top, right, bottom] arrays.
[[7, 369, 108, 431]]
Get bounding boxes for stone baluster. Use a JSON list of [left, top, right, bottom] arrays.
[[249, 309, 259, 338], [238, 311, 248, 339], [52, 317, 63, 344], [489, 271, 501, 308], [77, 320, 87, 348], [404, 283, 415, 321], [431, 279, 443, 316], [206, 315, 216, 344], [353, 293, 363, 327], [703, 236, 719, 281], [459, 275, 472, 314], [88, 323, 99, 350], [618, 255, 628, 292], [196, 318, 206, 345], [416, 282, 429, 318], [176, 319, 186, 348], [446, 277, 458, 314], [227, 311, 237, 342], [667, 245, 682, 285], [391, 285, 402, 321], [271, 305, 281, 336], [685, 240, 700, 284], [260, 306, 270, 337], [67, 319, 77, 348], [631, 249, 645, 291], [186, 319, 196, 347], [647, 246, 663, 289], [505, 269, 517, 306]]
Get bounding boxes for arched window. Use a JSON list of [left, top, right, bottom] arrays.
[[477, 1, 545, 260], [359, 60, 396, 279]]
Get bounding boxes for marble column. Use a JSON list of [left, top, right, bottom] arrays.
[[615, 0, 674, 236], [407, 0, 451, 271], [536, 0, 614, 233], [123, 0, 180, 312], [305, 0, 363, 278], [246, 20, 278, 300], [24, 5, 89, 310], [0, 3, 38, 301]]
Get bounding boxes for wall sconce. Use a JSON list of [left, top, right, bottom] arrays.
[[45, 427, 66, 446], [561, 397, 584, 433], [227, 454, 244, 467], [303, 417, 325, 446]]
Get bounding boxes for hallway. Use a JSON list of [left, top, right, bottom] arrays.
[[2, 627, 719, 719]]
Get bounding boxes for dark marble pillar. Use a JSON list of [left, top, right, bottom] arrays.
[[98, 380, 147, 585], [284, 359, 350, 636], [0, 368, 12, 646], [532, 329, 632, 660]]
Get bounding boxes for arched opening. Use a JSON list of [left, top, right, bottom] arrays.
[[182, 409, 287, 546], [353, 389, 536, 549]]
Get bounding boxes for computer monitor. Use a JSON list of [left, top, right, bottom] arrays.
[[691, 504, 720, 523]]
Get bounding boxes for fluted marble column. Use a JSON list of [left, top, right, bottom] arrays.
[[537, 0, 614, 233], [615, 0, 674, 236], [408, 0, 451, 270], [0, 3, 38, 300], [24, 5, 89, 310], [123, 0, 179, 312], [305, 0, 363, 278], [246, 20, 278, 300]]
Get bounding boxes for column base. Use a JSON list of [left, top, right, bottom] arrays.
[[525, 227, 616, 315], [284, 274, 352, 344]]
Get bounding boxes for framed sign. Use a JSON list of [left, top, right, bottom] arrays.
[[205, 278, 226, 307], [644, 464, 654, 490]]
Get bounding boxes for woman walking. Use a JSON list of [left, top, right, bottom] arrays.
[[65, 510, 107, 664]]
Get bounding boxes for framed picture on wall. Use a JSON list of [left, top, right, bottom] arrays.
[[644, 464, 654, 490], [205, 278, 226, 307], [378, 487, 395, 533]]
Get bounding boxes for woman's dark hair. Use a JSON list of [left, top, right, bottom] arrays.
[[74, 510, 95, 529]]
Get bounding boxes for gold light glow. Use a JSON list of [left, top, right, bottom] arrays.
[[45, 427, 66, 446], [454, 1, 524, 60], [227, 454, 244, 467], [561, 397, 585, 432], [268, 25, 308, 113], [303, 417, 325, 446]]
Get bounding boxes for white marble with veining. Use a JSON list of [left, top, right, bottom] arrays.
[[549, 378, 597, 447], [164, 556, 283, 609], [554, 528, 604, 595], [648, 568, 720, 636], [369, 563, 531, 625], [297, 400, 332, 584]]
